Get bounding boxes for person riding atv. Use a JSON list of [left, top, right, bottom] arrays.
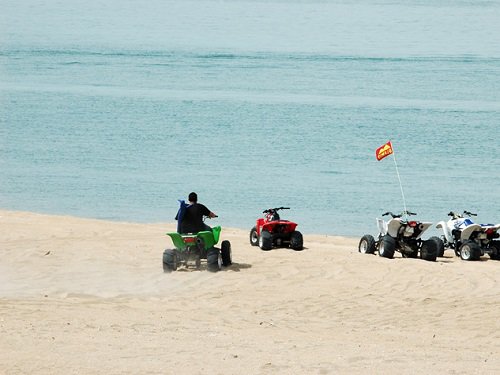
[[175, 192, 217, 234], [163, 192, 231, 272]]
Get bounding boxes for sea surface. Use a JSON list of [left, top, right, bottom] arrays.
[[1, 0, 500, 237]]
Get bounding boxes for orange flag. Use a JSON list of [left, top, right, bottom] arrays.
[[376, 141, 393, 161]]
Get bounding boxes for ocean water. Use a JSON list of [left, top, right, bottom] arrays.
[[1, 0, 500, 237]]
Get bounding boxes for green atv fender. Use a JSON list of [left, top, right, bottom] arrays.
[[166, 226, 221, 250]]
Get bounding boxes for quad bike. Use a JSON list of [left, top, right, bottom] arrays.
[[249, 207, 303, 251], [358, 211, 442, 261], [436, 211, 500, 261], [163, 218, 232, 272]]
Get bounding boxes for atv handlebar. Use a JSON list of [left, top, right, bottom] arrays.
[[202, 214, 218, 222], [382, 211, 416, 218], [447, 211, 476, 219], [382, 212, 400, 218], [263, 207, 290, 214]]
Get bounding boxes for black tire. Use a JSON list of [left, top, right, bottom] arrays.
[[459, 241, 481, 261], [207, 248, 222, 272], [378, 235, 395, 259], [358, 234, 376, 254], [162, 249, 178, 272], [221, 240, 232, 266], [249, 227, 259, 246], [428, 236, 445, 257], [259, 230, 273, 251], [290, 231, 303, 251], [487, 240, 500, 260], [420, 239, 438, 262]]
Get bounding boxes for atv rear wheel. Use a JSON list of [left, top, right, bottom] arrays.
[[163, 249, 178, 272], [290, 231, 303, 251], [459, 241, 481, 261], [378, 235, 395, 259], [259, 230, 273, 251], [221, 240, 232, 266], [207, 248, 222, 272], [249, 227, 259, 246], [420, 239, 438, 262], [359, 235, 375, 254]]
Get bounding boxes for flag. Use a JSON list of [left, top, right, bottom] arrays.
[[376, 141, 393, 161]]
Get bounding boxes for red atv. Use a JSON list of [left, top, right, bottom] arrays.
[[249, 207, 303, 251]]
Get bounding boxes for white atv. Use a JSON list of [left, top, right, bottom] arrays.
[[436, 211, 500, 261], [358, 211, 443, 262]]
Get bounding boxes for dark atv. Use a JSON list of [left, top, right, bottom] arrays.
[[249, 207, 303, 251], [358, 211, 442, 261]]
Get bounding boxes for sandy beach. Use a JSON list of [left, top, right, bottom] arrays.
[[1, 209, 499, 374]]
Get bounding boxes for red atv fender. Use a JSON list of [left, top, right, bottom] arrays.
[[257, 218, 298, 235]]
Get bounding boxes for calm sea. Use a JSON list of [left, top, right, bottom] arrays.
[[1, 0, 500, 237]]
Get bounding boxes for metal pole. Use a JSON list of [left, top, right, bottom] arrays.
[[390, 142, 408, 217]]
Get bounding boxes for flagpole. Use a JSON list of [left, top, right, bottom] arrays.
[[390, 142, 408, 217]]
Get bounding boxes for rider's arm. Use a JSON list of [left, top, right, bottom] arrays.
[[200, 204, 216, 218]]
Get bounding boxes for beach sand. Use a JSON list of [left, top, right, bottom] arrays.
[[1, 210, 499, 374]]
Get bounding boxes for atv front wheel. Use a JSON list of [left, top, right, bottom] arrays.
[[221, 240, 232, 266], [358, 235, 375, 254], [402, 249, 418, 258], [163, 249, 178, 272], [259, 230, 273, 251], [290, 231, 303, 251], [378, 235, 395, 259], [249, 227, 259, 246], [197, 237, 207, 259], [207, 248, 222, 272], [428, 236, 445, 257], [453, 241, 462, 257], [401, 239, 419, 258], [420, 239, 438, 262], [459, 241, 481, 261], [489, 241, 500, 260]]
